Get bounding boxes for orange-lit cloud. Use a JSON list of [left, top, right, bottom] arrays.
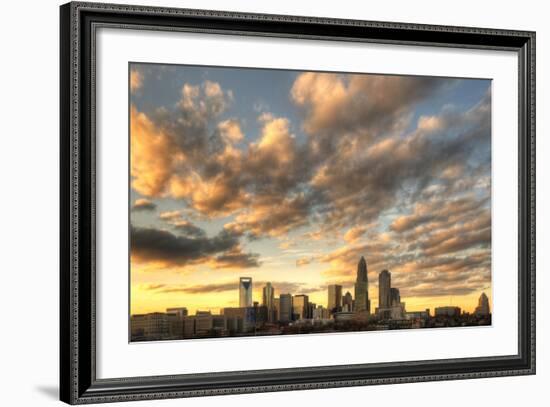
[[130, 106, 177, 197], [132, 198, 156, 211], [130, 69, 143, 92]]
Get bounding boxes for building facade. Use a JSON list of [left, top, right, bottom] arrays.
[[474, 292, 491, 316], [435, 306, 462, 317], [390, 287, 401, 306], [378, 269, 392, 309], [131, 313, 170, 340], [342, 291, 353, 312], [354, 256, 370, 313], [262, 282, 275, 322], [239, 277, 253, 308], [293, 294, 309, 320], [328, 284, 343, 314], [279, 293, 293, 322]]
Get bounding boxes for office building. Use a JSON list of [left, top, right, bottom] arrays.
[[376, 304, 405, 320], [390, 288, 401, 306], [239, 277, 253, 307], [293, 294, 309, 320], [182, 315, 196, 337], [342, 291, 353, 312], [165, 307, 189, 338], [254, 303, 269, 326], [273, 297, 280, 322], [328, 284, 343, 314], [222, 307, 256, 332], [195, 311, 214, 335], [166, 307, 188, 318], [354, 256, 370, 313], [262, 282, 276, 322], [279, 294, 293, 322], [131, 312, 169, 340], [404, 309, 430, 320], [435, 306, 461, 317], [307, 302, 316, 319], [313, 305, 330, 320], [378, 270, 391, 309]]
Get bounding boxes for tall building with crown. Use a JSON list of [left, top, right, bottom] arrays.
[[474, 292, 491, 316], [354, 256, 370, 313], [239, 277, 253, 307]]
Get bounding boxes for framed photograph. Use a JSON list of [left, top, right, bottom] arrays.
[[60, 1, 536, 404]]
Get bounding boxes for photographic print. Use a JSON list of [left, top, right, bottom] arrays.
[[129, 63, 492, 342]]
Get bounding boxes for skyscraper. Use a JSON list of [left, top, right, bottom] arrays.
[[328, 284, 343, 313], [390, 287, 401, 306], [354, 256, 370, 313], [239, 277, 253, 307], [343, 291, 353, 312], [262, 282, 275, 322], [279, 293, 293, 322], [293, 294, 309, 320], [379, 270, 391, 309], [273, 297, 280, 321], [474, 292, 491, 316]]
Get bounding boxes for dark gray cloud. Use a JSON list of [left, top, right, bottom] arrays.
[[172, 220, 207, 238], [157, 282, 237, 294], [130, 226, 259, 268]]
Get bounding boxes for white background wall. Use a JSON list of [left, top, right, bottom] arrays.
[[0, 0, 546, 406]]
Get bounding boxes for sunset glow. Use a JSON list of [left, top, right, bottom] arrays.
[[129, 63, 492, 319]]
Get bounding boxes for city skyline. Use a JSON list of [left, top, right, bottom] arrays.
[[131, 256, 491, 341], [132, 258, 492, 316], [130, 63, 492, 320]]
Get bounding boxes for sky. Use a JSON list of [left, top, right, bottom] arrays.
[[129, 62, 492, 316]]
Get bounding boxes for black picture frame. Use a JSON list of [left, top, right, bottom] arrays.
[[60, 1, 536, 404]]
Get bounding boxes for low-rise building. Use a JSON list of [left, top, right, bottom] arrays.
[[435, 306, 461, 317]]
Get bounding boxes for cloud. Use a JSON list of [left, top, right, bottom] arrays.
[[130, 72, 492, 304], [344, 225, 368, 243], [130, 69, 143, 92], [132, 198, 156, 211], [159, 210, 182, 221], [306, 88, 491, 234], [316, 190, 491, 297], [130, 80, 234, 199], [214, 247, 261, 269], [130, 106, 177, 197], [296, 257, 314, 267], [172, 220, 207, 238], [136, 283, 166, 291], [291, 72, 449, 137], [132, 77, 489, 242], [157, 211, 208, 238], [143, 280, 324, 296], [390, 195, 489, 233], [130, 226, 258, 268], [422, 228, 491, 256], [217, 119, 244, 143], [157, 282, 237, 294], [225, 193, 311, 238]]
